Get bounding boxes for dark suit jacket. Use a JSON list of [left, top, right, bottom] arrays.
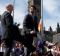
[[22, 14, 38, 37], [1, 11, 20, 40]]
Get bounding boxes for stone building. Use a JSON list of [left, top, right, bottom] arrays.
[[53, 33, 60, 47]]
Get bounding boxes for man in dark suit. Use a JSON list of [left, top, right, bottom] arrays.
[[22, 5, 38, 56], [1, 4, 36, 56]]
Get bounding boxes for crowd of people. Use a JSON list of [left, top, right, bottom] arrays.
[[0, 40, 60, 56]]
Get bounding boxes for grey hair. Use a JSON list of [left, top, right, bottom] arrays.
[[6, 4, 13, 8]]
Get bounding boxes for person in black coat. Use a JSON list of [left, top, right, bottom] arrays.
[[22, 5, 38, 56], [1, 4, 36, 56]]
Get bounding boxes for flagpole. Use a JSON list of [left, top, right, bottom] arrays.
[[41, 0, 44, 40], [13, 0, 15, 19]]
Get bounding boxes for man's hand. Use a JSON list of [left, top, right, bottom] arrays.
[[14, 22, 20, 27], [30, 30, 36, 34]]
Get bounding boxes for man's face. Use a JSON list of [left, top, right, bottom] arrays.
[[9, 6, 13, 13], [8, 5, 13, 13], [30, 7, 35, 14]]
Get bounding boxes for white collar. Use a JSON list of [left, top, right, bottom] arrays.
[[6, 10, 11, 13]]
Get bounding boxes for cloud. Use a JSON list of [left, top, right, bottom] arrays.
[[14, 9, 26, 28], [43, 0, 57, 14], [43, 0, 60, 31], [44, 18, 58, 31], [43, 0, 60, 18], [14, 0, 28, 28]]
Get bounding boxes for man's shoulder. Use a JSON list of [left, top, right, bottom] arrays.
[[1, 11, 11, 20], [5, 11, 11, 17], [5, 11, 10, 15], [2, 11, 10, 16]]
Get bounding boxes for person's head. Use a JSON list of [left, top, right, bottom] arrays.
[[6, 4, 13, 13], [29, 5, 36, 15]]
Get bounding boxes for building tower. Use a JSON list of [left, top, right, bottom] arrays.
[[28, 0, 41, 23]]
